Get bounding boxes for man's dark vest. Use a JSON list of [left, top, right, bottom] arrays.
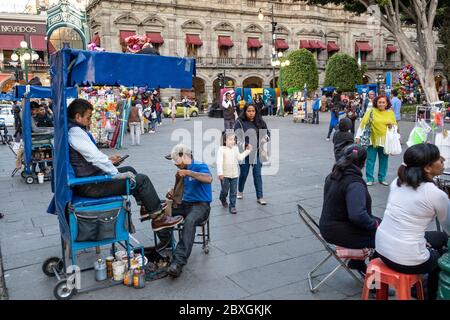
[[68, 121, 104, 177]]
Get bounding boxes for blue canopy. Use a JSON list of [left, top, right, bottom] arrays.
[[49, 48, 196, 240], [61, 49, 196, 88], [321, 86, 336, 93]]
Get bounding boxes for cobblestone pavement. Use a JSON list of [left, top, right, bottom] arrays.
[[0, 113, 416, 300]]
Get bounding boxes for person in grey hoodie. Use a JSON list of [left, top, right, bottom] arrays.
[[333, 117, 354, 162]]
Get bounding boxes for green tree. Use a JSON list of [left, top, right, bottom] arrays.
[[324, 53, 362, 91], [307, 0, 450, 103], [437, 6, 450, 81], [281, 49, 319, 95]]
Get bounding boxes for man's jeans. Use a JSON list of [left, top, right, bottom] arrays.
[[366, 146, 389, 183], [74, 166, 161, 214], [224, 119, 235, 131], [312, 110, 319, 124], [239, 157, 263, 199], [220, 177, 238, 208], [157, 202, 210, 266]]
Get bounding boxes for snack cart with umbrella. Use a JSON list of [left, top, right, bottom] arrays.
[[43, 48, 195, 299]]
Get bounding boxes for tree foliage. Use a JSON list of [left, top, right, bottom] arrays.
[[281, 49, 319, 94], [324, 53, 362, 91], [306, 0, 450, 102], [437, 6, 450, 80]]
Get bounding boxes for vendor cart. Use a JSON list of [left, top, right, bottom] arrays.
[[44, 48, 195, 299], [15, 85, 77, 184]]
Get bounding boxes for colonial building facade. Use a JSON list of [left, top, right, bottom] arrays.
[[85, 0, 445, 103]]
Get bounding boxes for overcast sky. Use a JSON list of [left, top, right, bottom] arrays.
[[0, 0, 30, 13]]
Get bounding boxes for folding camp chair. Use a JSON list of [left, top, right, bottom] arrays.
[[297, 204, 372, 292]]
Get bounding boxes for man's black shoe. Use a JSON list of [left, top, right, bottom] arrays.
[[168, 262, 183, 278]]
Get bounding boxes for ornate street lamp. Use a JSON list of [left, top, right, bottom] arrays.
[[10, 41, 40, 84], [376, 73, 385, 95], [271, 51, 290, 116], [258, 4, 277, 90]]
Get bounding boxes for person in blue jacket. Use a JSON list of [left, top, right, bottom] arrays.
[[312, 94, 321, 124], [326, 103, 344, 141]]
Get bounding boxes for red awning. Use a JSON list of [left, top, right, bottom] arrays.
[[186, 34, 203, 46], [310, 40, 322, 49], [218, 36, 233, 48], [0, 35, 25, 50], [30, 35, 46, 51], [247, 38, 262, 49], [146, 32, 164, 44], [355, 41, 372, 52], [327, 41, 340, 52], [316, 40, 326, 50], [386, 44, 397, 54], [120, 30, 136, 43], [274, 39, 289, 50], [299, 40, 311, 49], [91, 34, 101, 46]]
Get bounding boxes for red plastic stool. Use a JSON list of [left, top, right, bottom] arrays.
[[361, 258, 425, 300]]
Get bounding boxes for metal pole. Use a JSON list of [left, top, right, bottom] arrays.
[[279, 66, 284, 116], [25, 59, 28, 85], [271, 4, 275, 90]]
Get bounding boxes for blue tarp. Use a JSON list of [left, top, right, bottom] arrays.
[[321, 86, 336, 93], [355, 84, 378, 95], [49, 48, 196, 241], [63, 49, 196, 89], [0, 92, 19, 101]]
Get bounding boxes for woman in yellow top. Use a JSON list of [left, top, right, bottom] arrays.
[[356, 95, 397, 186]]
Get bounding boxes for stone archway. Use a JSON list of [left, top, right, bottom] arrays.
[[213, 76, 235, 103], [193, 76, 206, 109], [362, 74, 371, 85], [243, 76, 263, 88]]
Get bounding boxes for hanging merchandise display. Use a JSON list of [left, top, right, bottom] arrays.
[[79, 87, 120, 148], [397, 64, 420, 96]]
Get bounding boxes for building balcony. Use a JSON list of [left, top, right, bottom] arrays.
[[195, 56, 271, 68], [1, 61, 49, 73]]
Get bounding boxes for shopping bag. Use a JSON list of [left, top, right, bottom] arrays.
[[360, 109, 373, 148], [384, 126, 402, 155]]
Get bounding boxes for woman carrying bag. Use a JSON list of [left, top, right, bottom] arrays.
[[355, 95, 397, 186]]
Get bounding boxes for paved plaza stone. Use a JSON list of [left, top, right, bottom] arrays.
[[0, 114, 416, 300]]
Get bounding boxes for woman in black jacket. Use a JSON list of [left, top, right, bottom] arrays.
[[320, 144, 381, 272], [234, 103, 270, 205]]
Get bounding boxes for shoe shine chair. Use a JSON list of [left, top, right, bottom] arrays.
[[297, 204, 372, 292], [44, 48, 196, 299]]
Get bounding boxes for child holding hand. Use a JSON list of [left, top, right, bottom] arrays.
[[217, 131, 252, 214]]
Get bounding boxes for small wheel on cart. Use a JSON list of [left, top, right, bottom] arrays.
[[54, 279, 77, 300], [42, 257, 64, 277], [25, 176, 34, 184]]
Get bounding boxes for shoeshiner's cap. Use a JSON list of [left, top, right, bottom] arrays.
[[164, 144, 192, 161]]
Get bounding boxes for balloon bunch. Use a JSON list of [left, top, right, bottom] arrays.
[[397, 64, 420, 95], [87, 42, 105, 52], [124, 35, 150, 53]]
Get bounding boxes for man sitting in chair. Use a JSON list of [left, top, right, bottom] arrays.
[[157, 144, 213, 278], [67, 98, 183, 232]]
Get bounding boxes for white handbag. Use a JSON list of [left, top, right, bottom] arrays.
[[384, 125, 402, 155]]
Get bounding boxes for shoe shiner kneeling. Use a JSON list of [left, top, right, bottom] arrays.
[[67, 99, 183, 233], [156, 144, 213, 278]]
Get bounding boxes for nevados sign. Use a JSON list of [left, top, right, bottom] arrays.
[[1, 25, 37, 33]]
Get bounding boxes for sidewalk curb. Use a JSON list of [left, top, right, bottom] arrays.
[[0, 244, 8, 300]]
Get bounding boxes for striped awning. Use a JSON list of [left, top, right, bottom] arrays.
[[218, 36, 233, 48], [146, 32, 164, 44], [355, 41, 373, 52], [386, 44, 397, 54], [247, 38, 262, 49], [327, 41, 340, 52], [299, 40, 311, 49], [186, 34, 203, 46]]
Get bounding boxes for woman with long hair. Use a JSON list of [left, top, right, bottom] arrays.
[[356, 95, 397, 186], [234, 103, 270, 205], [375, 143, 449, 300], [320, 144, 381, 274]]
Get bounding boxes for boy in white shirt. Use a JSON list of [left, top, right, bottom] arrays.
[[217, 131, 252, 214]]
